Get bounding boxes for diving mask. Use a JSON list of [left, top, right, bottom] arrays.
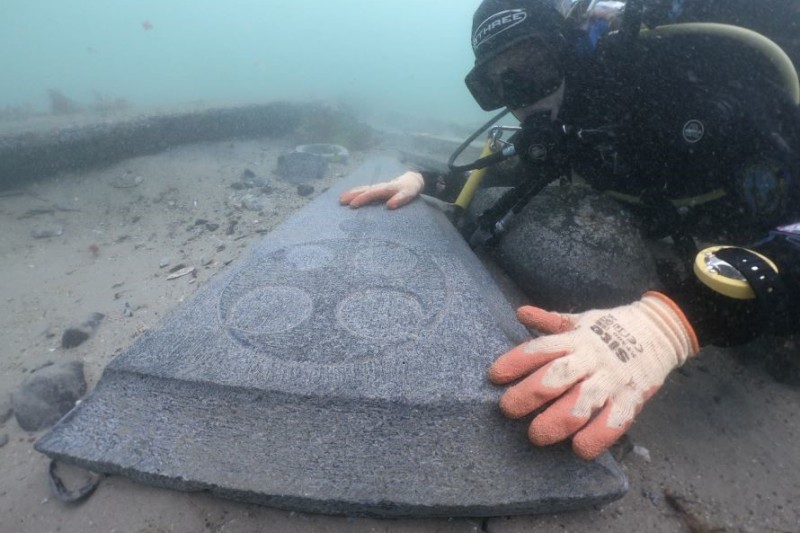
[[466, 39, 564, 110]]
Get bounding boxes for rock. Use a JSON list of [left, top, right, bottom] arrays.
[[205, 222, 219, 232], [232, 169, 270, 190], [633, 445, 651, 462], [167, 266, 195, 280], [225, 220, 238, 235], [296, 184, 314, 197], [241, 194, 268, 212], [0, 394, 12, 424], [159, 257, 171, 268], [12, 361, 86, 431], [469, 185, 658, 312], [32, 226, 64, 239], [61, 312, 105, 349], [244, 175, 270, 188], [276, 152, 328, 183], [110, 173, 143, 188], [61, 328, 89, 349], [0, 434, 8, 447]]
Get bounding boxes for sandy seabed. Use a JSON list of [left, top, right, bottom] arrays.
[[0, 116, 798, 533]]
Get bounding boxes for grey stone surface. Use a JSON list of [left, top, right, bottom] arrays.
[[469, 185, 658, 312], [13, 361, 86, 431], [36, 158, 627, 517]]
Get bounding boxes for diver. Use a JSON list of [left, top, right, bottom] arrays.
[[339, 0, 800, 461]]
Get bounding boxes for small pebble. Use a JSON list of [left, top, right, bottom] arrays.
[[0, 434, 8, 448], [297, 184, 314, 197], [159, 258, 171, 268], [32, 226, 64, 239], [242, 195, 267, 212], [633, 445, 651, 462], [167, 266, 195, 280], [61, 328, 89, 349]]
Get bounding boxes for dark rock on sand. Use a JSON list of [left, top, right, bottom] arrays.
[[276, 152, 328, 183], [296, 184, 314, 197], [12, 361, 86, 431], [61, 312, 105, 349]]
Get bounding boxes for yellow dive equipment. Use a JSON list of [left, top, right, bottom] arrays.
[[454, 138, 495, 210], [693, 246, 780, 300]]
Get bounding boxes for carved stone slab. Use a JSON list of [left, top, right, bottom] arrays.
[[36, 157, 627, 517]]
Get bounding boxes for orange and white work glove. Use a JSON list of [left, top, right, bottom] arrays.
[[489, 291, 699, 460], [339, 171, 424, 209]]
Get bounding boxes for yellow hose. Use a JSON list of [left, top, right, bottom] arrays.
[[454, 138, 495, 210]]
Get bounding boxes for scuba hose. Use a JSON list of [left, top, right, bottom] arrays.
[[448, 109, 512, 173], [452, 110, 572, 248], [454, 139, 497, 211]]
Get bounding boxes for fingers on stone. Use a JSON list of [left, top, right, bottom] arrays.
[[528, 385, 592, 446], [488, 342, 568, 385], [517, 307, 575, 333], [497, 359, 581, 418], [572, 405, 634, 461]]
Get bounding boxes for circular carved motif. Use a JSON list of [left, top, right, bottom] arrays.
[[219, 240, 447, 364]]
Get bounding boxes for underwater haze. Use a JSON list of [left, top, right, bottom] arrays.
[[0, 0, 489, 127]]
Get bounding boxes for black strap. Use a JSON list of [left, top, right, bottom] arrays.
[[714, 247, 790, 331], [463, 169, 558, 248], [48, 460, 103, 504], [463, 112, 569, 248]]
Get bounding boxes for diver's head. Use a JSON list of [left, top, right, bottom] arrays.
[[465, 0, 578, 112]]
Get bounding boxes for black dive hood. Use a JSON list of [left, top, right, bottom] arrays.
[[450, 0, 644, 173]]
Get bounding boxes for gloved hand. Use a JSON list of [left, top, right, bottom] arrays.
[[339, 171, 424, 209], [489, 291, 699, 460]]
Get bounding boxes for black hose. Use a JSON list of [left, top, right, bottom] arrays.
[[622, 0, 643, 42], [447, 108, 510, 172]]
